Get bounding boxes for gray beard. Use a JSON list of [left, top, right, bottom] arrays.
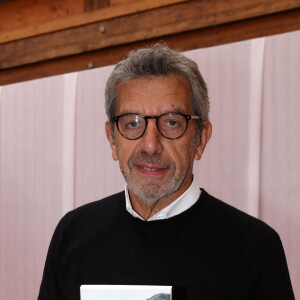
[[120, 152, 188, 208]]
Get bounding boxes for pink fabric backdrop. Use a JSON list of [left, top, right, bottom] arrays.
[[0, 30, 299, 299]]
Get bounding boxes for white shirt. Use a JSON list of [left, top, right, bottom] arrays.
[[125, 176, 201, 221]]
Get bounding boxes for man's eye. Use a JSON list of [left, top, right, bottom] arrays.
[[167, 120, 179, 127], [126, 121, 139, 128]]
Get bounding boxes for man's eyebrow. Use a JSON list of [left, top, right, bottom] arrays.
[[116, 109, 187, 116], [160, 108, 187, 115], [171, 108, 186, 114], [116, 110, 140, 115]]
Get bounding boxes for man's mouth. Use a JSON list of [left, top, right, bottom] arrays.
[[143, 166, 161, 171], [136, 164, 167, 176]]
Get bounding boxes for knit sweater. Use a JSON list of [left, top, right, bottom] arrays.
[[38, 189, 294, 300]]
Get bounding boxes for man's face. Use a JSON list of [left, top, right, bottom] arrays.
[[106, 75, 211, 208]]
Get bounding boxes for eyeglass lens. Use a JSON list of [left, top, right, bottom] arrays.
[[117, 113, 188, 139]]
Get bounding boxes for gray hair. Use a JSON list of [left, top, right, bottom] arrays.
[[105, 44, 209, 130]]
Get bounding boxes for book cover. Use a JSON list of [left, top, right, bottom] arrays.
[[80, 285, 172, 300]]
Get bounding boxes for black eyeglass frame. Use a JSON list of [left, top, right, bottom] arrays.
[[113, 112, 201, 140]]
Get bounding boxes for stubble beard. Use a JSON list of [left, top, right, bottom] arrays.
[[120, 152, 189, 208]]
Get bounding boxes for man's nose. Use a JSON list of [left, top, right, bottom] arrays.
[[140, 119, 163, 154]]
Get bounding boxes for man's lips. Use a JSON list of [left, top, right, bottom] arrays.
[[136, 164, 167, 176]]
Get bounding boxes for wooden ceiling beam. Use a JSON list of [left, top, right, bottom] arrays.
[[0, 0, 186, 44], [1, 0, 300, 71], [0, 0, 85, 35], [84, 0, 110, 12], [1, 7, 300, 86]]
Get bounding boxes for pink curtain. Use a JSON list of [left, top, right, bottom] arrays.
[[0, 30, 299, 299]]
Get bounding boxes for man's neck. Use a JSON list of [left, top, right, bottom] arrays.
[[129, 176, 193, 220], [128, 191, 177, 220]]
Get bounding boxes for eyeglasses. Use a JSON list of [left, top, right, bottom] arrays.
[[113, 112, 200, 140]]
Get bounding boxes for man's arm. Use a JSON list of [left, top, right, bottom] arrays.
[[251, 232, 294, 299], [38, 222, 64, 300]]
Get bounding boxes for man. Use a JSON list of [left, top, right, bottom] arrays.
[[38, 45, 294, 299]]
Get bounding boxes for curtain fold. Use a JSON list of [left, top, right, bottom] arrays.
[[62, 73, 78, 214], [0, 76, 67, 299], [259, 30, 300, 291], [188, 38, 265, 216]]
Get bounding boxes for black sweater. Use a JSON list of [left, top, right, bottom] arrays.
[[38, 189, 294, 300]]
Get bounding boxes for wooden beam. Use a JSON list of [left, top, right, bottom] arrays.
[[0, 0, 84, 35], [1, 8, 300, 86], [0, 0, 186, 44], [84, 0, 110, 12], [0, 0, 300, 71]]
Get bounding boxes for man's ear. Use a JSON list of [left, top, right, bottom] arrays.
[[105, 121, 119, 161], [194, 121, 212, 161]]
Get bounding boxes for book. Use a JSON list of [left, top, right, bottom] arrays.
[[80, 285, 172, 300]]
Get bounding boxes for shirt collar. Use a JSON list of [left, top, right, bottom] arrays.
[[125, 176, 201, 221]]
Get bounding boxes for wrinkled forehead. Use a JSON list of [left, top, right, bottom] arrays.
[[115, 75, 193, 115]]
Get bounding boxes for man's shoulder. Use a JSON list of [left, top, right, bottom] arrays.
[[200, 189, 279, 241], [58, 191, 126, 231], [73, 190, 125, 214]]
